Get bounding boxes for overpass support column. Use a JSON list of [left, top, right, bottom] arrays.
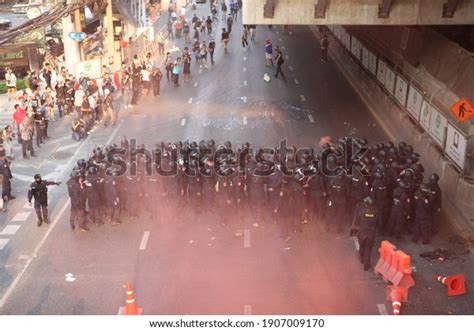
[[378, 0, 393, 18], [314, 0, 328, 18], [263, 0, 274, 19], [442, 0, 459, 18]]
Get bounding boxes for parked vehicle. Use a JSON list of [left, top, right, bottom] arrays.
[[0, 19, 12, 30]]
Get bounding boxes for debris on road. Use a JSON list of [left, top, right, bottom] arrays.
[[419, 248, 460, 261]]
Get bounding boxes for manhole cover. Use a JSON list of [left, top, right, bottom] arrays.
[[51, 151, 74, 160]]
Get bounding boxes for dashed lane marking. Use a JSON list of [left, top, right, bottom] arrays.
[[243, 67, 247, 72], [241, 96, 248, 103], [244, 305, 252, 315], [377, 303, 388, 315], [300, 94, 306, 102], [11, 211, 32, 222], [243, 56, 247, 61], [243, 81, 248, 86], [188, 97, 193, 104], [139, 231, 150, 251], [244, 229, 251, 248], [181, 118, 187, 126], [0, 225, 21, 235], [0, 200, 71, 308], [279, 38, 282, 42], [308, 114, 315, 123], [117, 307, 125, 315], [194, 82, 199, 87], [285, 55, 289, 60], [56, 141, 81, 152], [294, 79, 300, 85], [105, 123, 122, 147], [243, 117, 248, 125], [0, 239, 9, 250], [352, 237, 360, 251], [289, 65, 294, 71]]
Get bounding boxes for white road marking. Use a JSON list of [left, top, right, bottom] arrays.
[[188, 97, 193, 104], [377, 303, 388, 315], [243, 56, 247, 61], [308, 114, 315, 123], [243, 117, 248, 125], [241, 96, 248, 103], [117, 307, 125, 315], [244, 229, 251, 248], [0, 200, 70, 308], [243, 67, 247, 72], [244, 305, 252, 315], [289, 65, 294, 71], [56, 142, 80, 152], [139, 231, 150, 251], [105, 124, 122, 147], [0, 239, 9, 250], [279, 38, 282, 42], [243, 81, 248, 86], [294, 79, 300, 85], [352, 237, 360, 251], [181, 118, 187, 126], [11, 211, 32, 222], [194, 82, 198, 87], [285, 55, 289, 60], [64, 273, 76, 282], [0, 225, 21, 235], [300, 94, 306, 102]]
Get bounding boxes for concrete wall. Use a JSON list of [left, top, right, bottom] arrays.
[[243, 0, 474, 25]]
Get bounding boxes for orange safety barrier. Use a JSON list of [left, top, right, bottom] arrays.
[[435, 274, 466, 296], [121, 282, 143, 315], [385, 250, 415, 288], [386, 285, 407, 315], [374, 240, 396, 281]]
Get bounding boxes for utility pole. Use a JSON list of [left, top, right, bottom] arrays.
[[105, 0, 115, 68], [61, 0, 82, 75], [73, 5, 84, 61]]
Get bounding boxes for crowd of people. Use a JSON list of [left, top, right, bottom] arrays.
[[63, 137, 441, 267]]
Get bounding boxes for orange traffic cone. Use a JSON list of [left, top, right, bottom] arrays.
[[435, 274, 466, 296], [121, 282, 143, 315], [386, 285, 407, 315]]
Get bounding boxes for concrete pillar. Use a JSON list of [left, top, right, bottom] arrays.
[[106, 0, 115, 55], [61, 14, 81, 75]]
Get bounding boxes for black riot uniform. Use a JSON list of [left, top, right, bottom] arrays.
[[0, 154, 14, 203], [266, 165, 282, 219], [83, 167, 104, 225], [412, 184, 434, 244], [187, 163, 204, 213], [304, 163, 327, 221], [247, 160, 266, 223], [66, 171, 88, 231], [355, 196, 379, 270], [370, 171, 390, 233], [273, 180, 294, 240], [348, 170, 369, 227], [326, 172, 347, 233], [28, 174, 61, 226], [428, 174, 442, 234], [387, 181, 410, 240], [104, 173, 121, 225]]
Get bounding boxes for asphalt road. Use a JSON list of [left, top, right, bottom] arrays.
[[0, 4, 472, 315]]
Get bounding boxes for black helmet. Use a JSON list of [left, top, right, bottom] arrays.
[[88, 167, 98, 175], [429, 173, 440, 184], [384, 142, 394, 149], [398, 180, 407, 189], [34, 174, 41, 181], [70, 170, 81, 179], [337, 169, 346, 179], [404, 145, 414, 154], [378, 150, 387, 158], [77, 158, 86, 167], [374, 171, 383, 179], [398, 142, 407, 150], [388, 147, 398, 156], [363, 196, 374, 205], [327, 154, 337, 164], [420, 183, 431, 193]]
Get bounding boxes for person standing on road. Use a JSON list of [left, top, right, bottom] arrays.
[[226, 14, 233, 35], [0, 151, 15, 204], [5, 68, 17, 101], [265, 39, 273, 66], [167, 19, 174, 40], [199, 42, 208, 68], [274, 46, 286, 79], [151, 67, 163, 97], [165, 53, 173, 82], [102, 89, 116, 127], [206, 15, 213, 35], [321, 34, 329, 62], [182, 48, 192, 81], [221, 28, 229, 54], [221, 1, 227, 21], [28, 174, 61, 227], [157, 32, 165, 54], [183, 22, 191, 44], [67, 170, 89, 231], [141, 65, 151, 97], [19, 116, 36, 159], [241, 27, 249, 49], [121, 71, 133, 109], [172, 57, 182, 87], [355, 196, 378, 271], [208, 38, 216, 65]]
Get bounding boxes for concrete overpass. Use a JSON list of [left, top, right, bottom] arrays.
[[242, 0, 474, 25]]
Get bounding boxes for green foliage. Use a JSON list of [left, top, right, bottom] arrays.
[[0, 79, 27, 94]]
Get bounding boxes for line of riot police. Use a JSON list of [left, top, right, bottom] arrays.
[[65, 137, 441, 244]]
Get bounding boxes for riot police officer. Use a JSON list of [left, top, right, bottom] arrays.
[[304, 161, 327, 222], [412, 183, 434, 244], [427, 173, 442, 234], [355, 196, 378, 270], [83, 166, 104, 225], [326, 171, 347, 233], [28, 174, 61, 226], [370, 171, 389, 233], [66, 170, 88, 231], [387, 181, 410, 240], [104, 169, 121, 225]]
